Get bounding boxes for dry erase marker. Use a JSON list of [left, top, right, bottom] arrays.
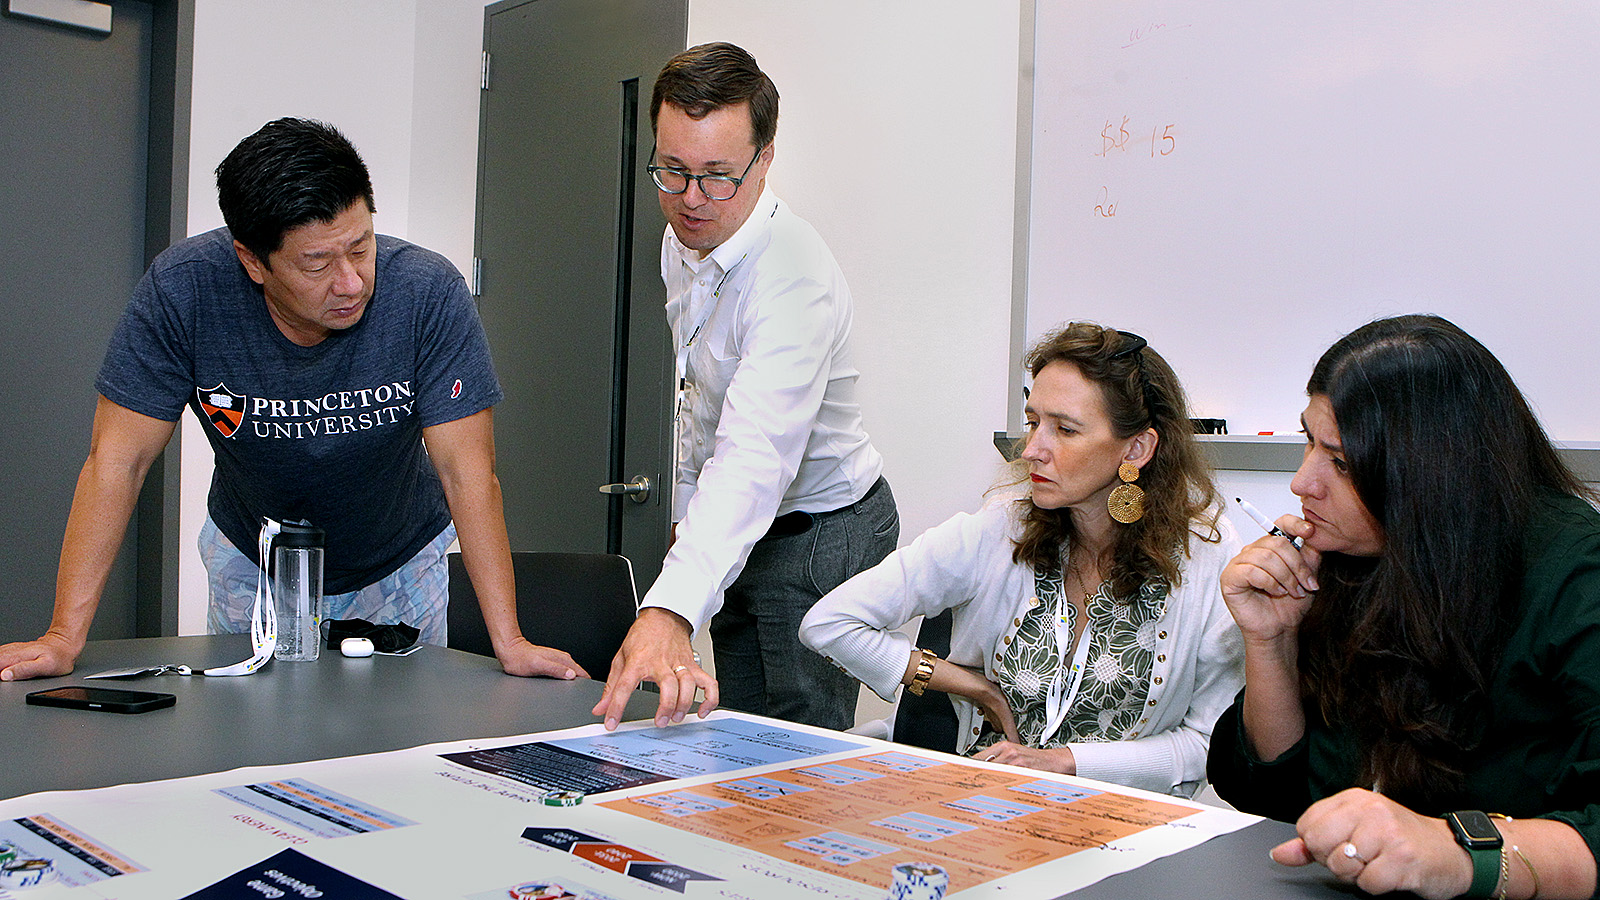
[[1235, 498, 1304, 549]]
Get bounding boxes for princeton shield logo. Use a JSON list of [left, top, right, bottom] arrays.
[[197, 384, 248, 438]]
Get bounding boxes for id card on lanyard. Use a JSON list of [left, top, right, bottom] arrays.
[[670, 252, 749, 503]]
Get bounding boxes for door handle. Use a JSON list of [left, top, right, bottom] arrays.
[[598, 475, 652, 503]]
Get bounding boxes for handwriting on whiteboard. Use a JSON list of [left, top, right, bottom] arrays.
[[1093, 117, 1176, 218], [1095, 186, 1117, 218], [1096, 117, 1178, 159], [1122, 22, 1192, 50]]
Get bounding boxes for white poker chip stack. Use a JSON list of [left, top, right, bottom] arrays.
[[508, 883, 571, 900], [887, 862, 949, 900], [0, 856, 58, 889]]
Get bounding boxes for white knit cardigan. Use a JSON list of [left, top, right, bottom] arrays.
[[800, 498, 1244, 796]]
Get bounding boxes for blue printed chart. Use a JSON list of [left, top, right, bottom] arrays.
[[441, 717, 861, 794], [0, 712, 1256, 899], [0, 815, 146, 889], [212, 779, 418, 839]]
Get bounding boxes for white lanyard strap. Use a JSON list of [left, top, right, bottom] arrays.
[[203, 518, 280, 676], [671, 254, 749, 519], [1042, 583, 1096, 741], [673, 252, 748, 386], [670, 196, 773, 383]]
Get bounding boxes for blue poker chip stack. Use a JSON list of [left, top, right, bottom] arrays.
[[887, 862, 949, 900], [0, 856, 58, 889]]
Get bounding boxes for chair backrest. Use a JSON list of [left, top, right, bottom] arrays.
[[446, 551, 638, 682], [892, 607, 959, 752]]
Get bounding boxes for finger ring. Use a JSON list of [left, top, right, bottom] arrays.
[[672, 664, 688, 674], [1342, 842, 1368, 864]]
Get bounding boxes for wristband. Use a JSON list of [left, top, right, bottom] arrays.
[[1446, 811, 1504, 899]]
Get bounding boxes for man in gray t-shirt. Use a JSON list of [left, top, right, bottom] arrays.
[[0, 118, 582, 683]]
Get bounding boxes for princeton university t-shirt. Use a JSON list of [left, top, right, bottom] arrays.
[[96, 228, 503, 593]]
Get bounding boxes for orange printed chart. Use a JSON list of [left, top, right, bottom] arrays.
[[0, 712, 1256, 898], [603, 748, 1199, 896]]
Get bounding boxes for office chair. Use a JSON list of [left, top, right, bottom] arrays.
[[446, 551, 639, 682], [891, 607, 959, 752]]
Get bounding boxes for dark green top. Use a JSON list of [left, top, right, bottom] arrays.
[[1209, 493, 1600, 867]]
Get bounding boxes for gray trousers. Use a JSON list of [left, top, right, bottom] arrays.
[[710, 477, 899, 731]]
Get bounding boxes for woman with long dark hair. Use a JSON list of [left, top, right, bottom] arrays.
[[1210, 314, 1600, 898], [802, 322, 1243, 796]]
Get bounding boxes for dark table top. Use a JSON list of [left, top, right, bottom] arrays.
[[1064, 815, 1347, 899], [0, 634, 656, 800]]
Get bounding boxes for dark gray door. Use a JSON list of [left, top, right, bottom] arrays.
[[0, 1, 190, 640], [476, 0, 684, 589]]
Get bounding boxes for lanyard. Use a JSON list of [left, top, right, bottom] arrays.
[[673, 252, 748, 387], [670, 199, 774, 387], [670, 253, 748, 501], [203, 518, 281, 676], [1042, 580, 1096, 741], [667, 200, 773, 512]]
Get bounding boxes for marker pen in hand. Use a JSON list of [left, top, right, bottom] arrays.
[[1235, 498, 1304, 549]]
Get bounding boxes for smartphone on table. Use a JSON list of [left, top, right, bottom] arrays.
[[26, 686, 176, 714]]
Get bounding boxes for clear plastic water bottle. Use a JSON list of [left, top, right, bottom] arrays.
[[272, 522, 325, 661]]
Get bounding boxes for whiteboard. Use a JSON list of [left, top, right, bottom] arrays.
[[1027, 3, 1600, 438]]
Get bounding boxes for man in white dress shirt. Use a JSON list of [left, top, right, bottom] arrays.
[[594, 42, 898, 731]]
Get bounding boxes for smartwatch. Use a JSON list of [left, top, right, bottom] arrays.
[[1445, 810, 1503, 899]]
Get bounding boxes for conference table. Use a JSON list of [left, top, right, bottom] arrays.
[[1, 635, 1337, 898]]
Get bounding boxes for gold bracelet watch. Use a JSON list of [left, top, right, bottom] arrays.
[[907, 648, 938, 696]]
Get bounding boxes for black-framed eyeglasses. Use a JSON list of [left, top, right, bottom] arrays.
[[647, 144, 763, 201]]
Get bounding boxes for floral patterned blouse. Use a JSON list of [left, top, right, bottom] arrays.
[[973, 552, 1170, 751]]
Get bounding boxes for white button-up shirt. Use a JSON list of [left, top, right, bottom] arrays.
[[640, 188, 884, 633]]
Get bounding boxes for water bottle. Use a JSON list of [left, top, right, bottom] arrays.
[[271, 522, 325, 661]]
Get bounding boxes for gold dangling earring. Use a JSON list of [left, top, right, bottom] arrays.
[[1108, 462, 1145, 524]]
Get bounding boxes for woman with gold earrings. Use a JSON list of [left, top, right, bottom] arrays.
[[801, 322, 1243, 796]]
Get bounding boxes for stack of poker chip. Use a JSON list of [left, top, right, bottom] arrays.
[[540, 789, 585, 807], [507, 883, 573, 900], [0, 854, 58, 889], [887, 862, 949, 900]]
